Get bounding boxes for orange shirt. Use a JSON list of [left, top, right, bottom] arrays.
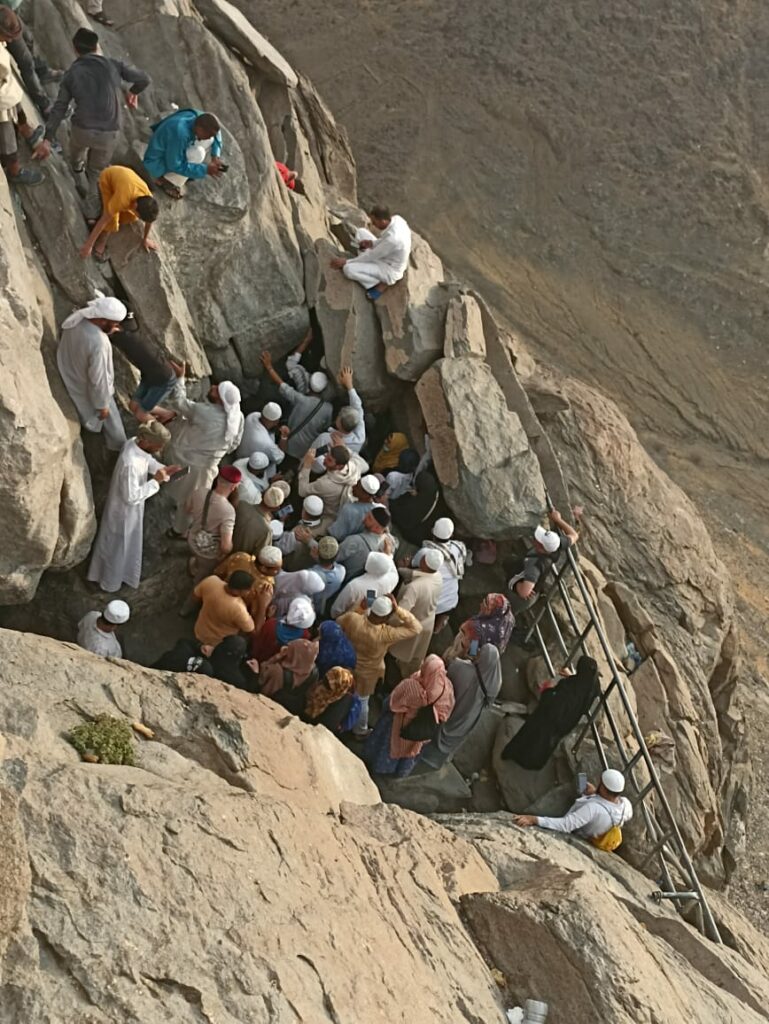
[[98, 165, 152, 233], [193, 576, 255, 647]]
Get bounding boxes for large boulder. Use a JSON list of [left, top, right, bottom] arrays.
[[416, 356, 547, 537], [376, 232, 450, 380], [0, 628, 509, 1021], [0, 181, 94, 603], [443, 814, 769, 1024]]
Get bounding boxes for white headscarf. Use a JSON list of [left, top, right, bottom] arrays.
[[217, 380, 244, 451], [61, 293, 128, 330], [286, 596, 316, 629]]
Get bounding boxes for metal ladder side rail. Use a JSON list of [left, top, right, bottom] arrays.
[[516, 548, 720, 941], [559, 547, 722, 943]]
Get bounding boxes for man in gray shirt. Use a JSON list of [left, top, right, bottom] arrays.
[[38, 27, 150, 219], [259, 350, 332, 462]]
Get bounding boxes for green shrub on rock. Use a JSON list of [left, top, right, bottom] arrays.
[[69, 716, 135, 766]]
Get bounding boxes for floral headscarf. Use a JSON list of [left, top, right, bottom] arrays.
[[305, 667, 355, 720], [465, 593, 514, 653]]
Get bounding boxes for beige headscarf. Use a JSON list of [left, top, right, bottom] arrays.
[[217, 380, 244, 451]]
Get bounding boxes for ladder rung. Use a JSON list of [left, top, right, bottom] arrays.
[[640, 831, 674, 869]]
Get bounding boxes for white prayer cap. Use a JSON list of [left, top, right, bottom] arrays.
[[432, 517, 454, 541], [218, 380, 241, 409], [286, 596, 316, 629], [601, 769, 626, 794], [309, 371, 328, 393], [369, 596, 393, 618], [103, 599, 130, 624], [303, 495, 324, 518], [360, 474, 380, 496], [258, 544, 283, 567], [297, 569, 326, 596], [262, 486, 284, 509], [268, 520, 284, 540], [418, 547, 443, 571], [272, 480, 291, 502], [365, 551, 392, 578], [534, 525, 560, 554], [262, 402, 282, 421], [248, 451, 269, 471]]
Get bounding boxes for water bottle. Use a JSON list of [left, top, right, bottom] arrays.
[[522, 1000, 548, 1023]]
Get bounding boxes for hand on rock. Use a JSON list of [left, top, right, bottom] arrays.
[[338, 365, 354, 390], [142, 238, 158, 253], [169, 360, 186, 378], [512, 815, 538, 828], [330, 257, 347, 269], [260, 351, 273, 369]]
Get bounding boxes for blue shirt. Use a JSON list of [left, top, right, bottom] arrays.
[[143, 108, 222, 181], [328, 501, 373, 541], [309, 563, 346, 614]]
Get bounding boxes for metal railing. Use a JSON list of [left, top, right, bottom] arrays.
[[519, 540, 722, 943]]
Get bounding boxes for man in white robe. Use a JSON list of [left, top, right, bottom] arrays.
[[87, 421, 179, 592], [232, 450, 270, 505], [76, 599, 130, 658], [330, 205, 412, 299], [56, 294, 129, 450], [164, 362, 244, 535]]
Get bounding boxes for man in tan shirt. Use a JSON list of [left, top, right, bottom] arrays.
[[193, 571, 255, 647], [391, 548, 444, 677], [297, 444, 360, 532], [338, 594, 420, 736]]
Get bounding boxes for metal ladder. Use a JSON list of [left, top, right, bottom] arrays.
[[520, 542, 722, 943]]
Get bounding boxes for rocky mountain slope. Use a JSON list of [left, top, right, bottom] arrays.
[[1, 626, 769, 1023], [0, 0, 765, 1015]]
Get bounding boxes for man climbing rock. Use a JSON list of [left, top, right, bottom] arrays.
[[79, 165, 159, 261], [0, 8, 45, 185], [38, 28, 150, 223], [260, 350, 332, 463], [513, 769, 632, 846], [330, 204, 412, 300]]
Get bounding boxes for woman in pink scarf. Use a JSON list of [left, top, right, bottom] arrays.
[[363, 655, 455, 777]]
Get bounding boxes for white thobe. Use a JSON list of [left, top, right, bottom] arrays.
[[310, 387, 367, 473], [56, 320, 126, 450], [415, 538, 468, 615], [343, 215, 412, 287], [164, 376, 244, 532], [330, 563, 399, 618], [76, 610, 123, 658], [235, 413, 285, 475], [87, 439, 163, 591], [233, 458, 268, 505]]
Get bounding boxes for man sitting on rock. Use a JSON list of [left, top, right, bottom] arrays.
[[330, 204, 412, 301], [77, 599, 130, 658], [505, 507, 580, 614], [143, 108, 224, 200], [513, 769, 632, 847], [79, 165, 159, 261], [57, 294, 129, 451], [276, 160, 305, 195]]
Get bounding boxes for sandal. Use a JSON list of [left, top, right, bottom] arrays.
[[91, 11, 114, 26], [155, 178, 183, 200]]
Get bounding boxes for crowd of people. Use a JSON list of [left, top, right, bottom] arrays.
[[3, 6, 629, 852]]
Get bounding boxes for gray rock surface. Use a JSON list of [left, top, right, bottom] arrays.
[[416, 356, 547, 537]]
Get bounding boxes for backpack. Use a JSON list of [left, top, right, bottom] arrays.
[[590, 801, 628, 853], [400, 682, 446, 742]]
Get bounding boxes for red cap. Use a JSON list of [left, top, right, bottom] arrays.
[[218, 465, 242, 484]]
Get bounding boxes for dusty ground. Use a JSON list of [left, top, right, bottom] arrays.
[[255, 0, 769, 929]]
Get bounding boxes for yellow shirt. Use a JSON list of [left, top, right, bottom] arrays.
[[98, 165, 152, 233], [193, 576, 255, 647]]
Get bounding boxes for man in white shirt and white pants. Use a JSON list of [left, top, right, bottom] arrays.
[[330, 205, 412, 300], [513, 769, 632, 840]]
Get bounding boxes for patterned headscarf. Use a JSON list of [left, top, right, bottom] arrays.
[[304, 667, 354, 720], [465, 593, 514, 653]]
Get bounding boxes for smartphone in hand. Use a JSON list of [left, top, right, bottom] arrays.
[[168, 465, 190, 483], [577, 772, 588, 795], [468, 639, 479, 657], [366, 589, 376, 608]]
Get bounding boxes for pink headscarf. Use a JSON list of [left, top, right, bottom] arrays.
[[388, 655, 455, 760]]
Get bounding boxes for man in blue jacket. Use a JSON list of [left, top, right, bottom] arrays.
[[143, 108, 224, 199]]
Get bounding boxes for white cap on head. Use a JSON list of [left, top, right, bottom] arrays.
[[365, 551, 392, 577], [534, 525, 561, 554], [268, 520, 284, 540], [309, 371, 328, 393], [432, 517, 454, 541], [601, 769, 626, 794], [262, 402, 282, 421], [359, 474, 380, 496], [272, 480, 291, 502], [259, 544, 283, 567], [303, 495, 324, 518], [262, 486, 284, 510], [419, 548, 444, 571], [286, 596, 316, 629], [103, 599, 130, 624], [247, 451, 269, 471], [370, 595, 393, 617]]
